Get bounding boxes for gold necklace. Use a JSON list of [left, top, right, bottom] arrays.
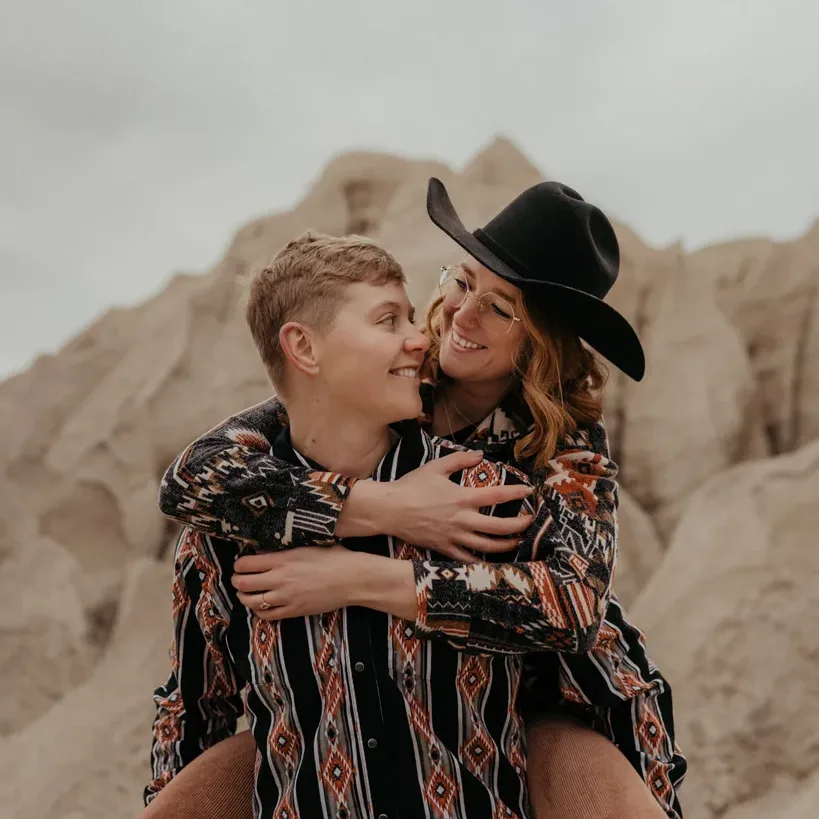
[[442, 393, 481, 438], [450, 394, 481, 426], [442, 398, 457, 438]]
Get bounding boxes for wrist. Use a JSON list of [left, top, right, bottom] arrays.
[[374, 481, 405, 539], [337, 480, 389, 538], [349, 553, 417, 620]]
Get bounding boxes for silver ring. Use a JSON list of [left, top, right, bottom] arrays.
[[259, 592, 272, 611]]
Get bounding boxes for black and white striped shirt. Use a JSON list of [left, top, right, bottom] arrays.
[[148, 420, 554, 818]]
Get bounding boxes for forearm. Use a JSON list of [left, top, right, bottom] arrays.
[[334, 480, 394, 539], [412, 553, 605, 656], [147, 548, 241, 804], [161, 455, 355, 549], [348, 552, 417, 620], [159, 399, 356, 550], [342, 517, 607, 657], [145, 674, 196, 803], [341, 551, 599, 658], [146, 681, 239, 804]]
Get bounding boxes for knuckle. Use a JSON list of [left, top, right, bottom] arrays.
[[453, 493, 472, 509]]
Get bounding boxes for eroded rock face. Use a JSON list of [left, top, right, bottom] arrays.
[[777, 773, 819, 819], [0, 139, 817, 819], [0, 559, 173, 819], [613, 487, 665, 609], [0, 536, 98, 736], [633, 439, 819, 819], [688, 222, 819, 455], [619, 252, 757, 536], [601, 228, 681, 464], [794, 222, 819, 447], [461, 136, 544, 191]]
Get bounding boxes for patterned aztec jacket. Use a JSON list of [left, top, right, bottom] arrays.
[[149, 387, 686, 818]]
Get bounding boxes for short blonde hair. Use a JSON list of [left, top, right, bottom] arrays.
[[246, 231, 405, 389]]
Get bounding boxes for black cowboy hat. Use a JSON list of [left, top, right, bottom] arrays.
[[426, 177, 645, 381]]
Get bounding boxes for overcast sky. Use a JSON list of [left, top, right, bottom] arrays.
[[2, 0, 818, 378]]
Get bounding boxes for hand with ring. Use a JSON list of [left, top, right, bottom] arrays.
[[232, 545, 372, 621]]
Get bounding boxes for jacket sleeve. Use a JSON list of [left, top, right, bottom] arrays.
[[144, 532, 243, 804], [159, 398, 357, 550], [412, 423, 618, 655]]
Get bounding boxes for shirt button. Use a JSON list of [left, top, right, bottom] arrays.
[[378, 814, 388, 819], [354, 662, 365, 672], [367, 738, 378, 749]]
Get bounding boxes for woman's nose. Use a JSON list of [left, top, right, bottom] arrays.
[[453, 294, 479, 326], [406, 327, 431, 352]]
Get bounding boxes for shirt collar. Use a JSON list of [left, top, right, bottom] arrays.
[[270, 425, 321, 469], [271, 419, 429, 476], [419, 378, 532, 446]]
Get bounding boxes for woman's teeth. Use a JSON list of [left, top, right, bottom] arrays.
[[390, 367, 419, 378], [452, 329, 485, 350]]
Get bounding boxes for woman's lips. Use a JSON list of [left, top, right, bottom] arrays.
[[448, 327, 486, 352]]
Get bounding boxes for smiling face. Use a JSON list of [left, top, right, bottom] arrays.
[[436, 257, 526, 385], [313, 280, 429, 424]]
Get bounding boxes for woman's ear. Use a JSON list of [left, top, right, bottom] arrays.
[[279, 322, 320, 377]]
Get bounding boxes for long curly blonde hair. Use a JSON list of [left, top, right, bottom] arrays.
[[423, 288, 607, 471]]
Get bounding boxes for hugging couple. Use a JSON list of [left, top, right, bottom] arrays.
[[142, 178, 686, 818]]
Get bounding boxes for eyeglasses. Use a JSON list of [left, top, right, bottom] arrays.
[[438, 265, 521, 334]]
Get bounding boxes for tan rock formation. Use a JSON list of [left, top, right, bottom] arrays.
[[0, 559, 172, 819], [688, 221, 819, 455], [794, 222, 819, 446], [632, 439, 819, 819], [0, 140, 817, 818], [0, 534, 97, 735], [777, 773, 819, 819], [461, 136, 543, 191], [614, 487, 665, 608], [600, 227, 682, 463], [619, 250, 757, 536]]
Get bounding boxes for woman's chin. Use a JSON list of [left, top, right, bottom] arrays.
[[439, 349, 481, 381]]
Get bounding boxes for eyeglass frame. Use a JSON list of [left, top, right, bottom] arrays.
[[438, 265, 522, 334]]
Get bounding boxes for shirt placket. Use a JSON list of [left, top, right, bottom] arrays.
[[344, 606, 401, 819]]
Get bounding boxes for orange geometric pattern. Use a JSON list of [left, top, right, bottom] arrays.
[[425, 767, 459, 817]]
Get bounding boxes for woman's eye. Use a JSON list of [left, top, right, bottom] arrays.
[[491, 303, 512, 319], [455, 277, 468, 291], [380, 314, 398, 327]]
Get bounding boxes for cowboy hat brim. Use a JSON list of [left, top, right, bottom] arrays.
[[426, 177, 645, 382]]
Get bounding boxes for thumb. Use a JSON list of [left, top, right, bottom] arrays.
[[432, 449, 484, 475]]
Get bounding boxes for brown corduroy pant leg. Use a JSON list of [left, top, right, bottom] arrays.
[[142, 731, 256, 819], [526, 717, 668, 819], [142, 721, 667, 818]]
